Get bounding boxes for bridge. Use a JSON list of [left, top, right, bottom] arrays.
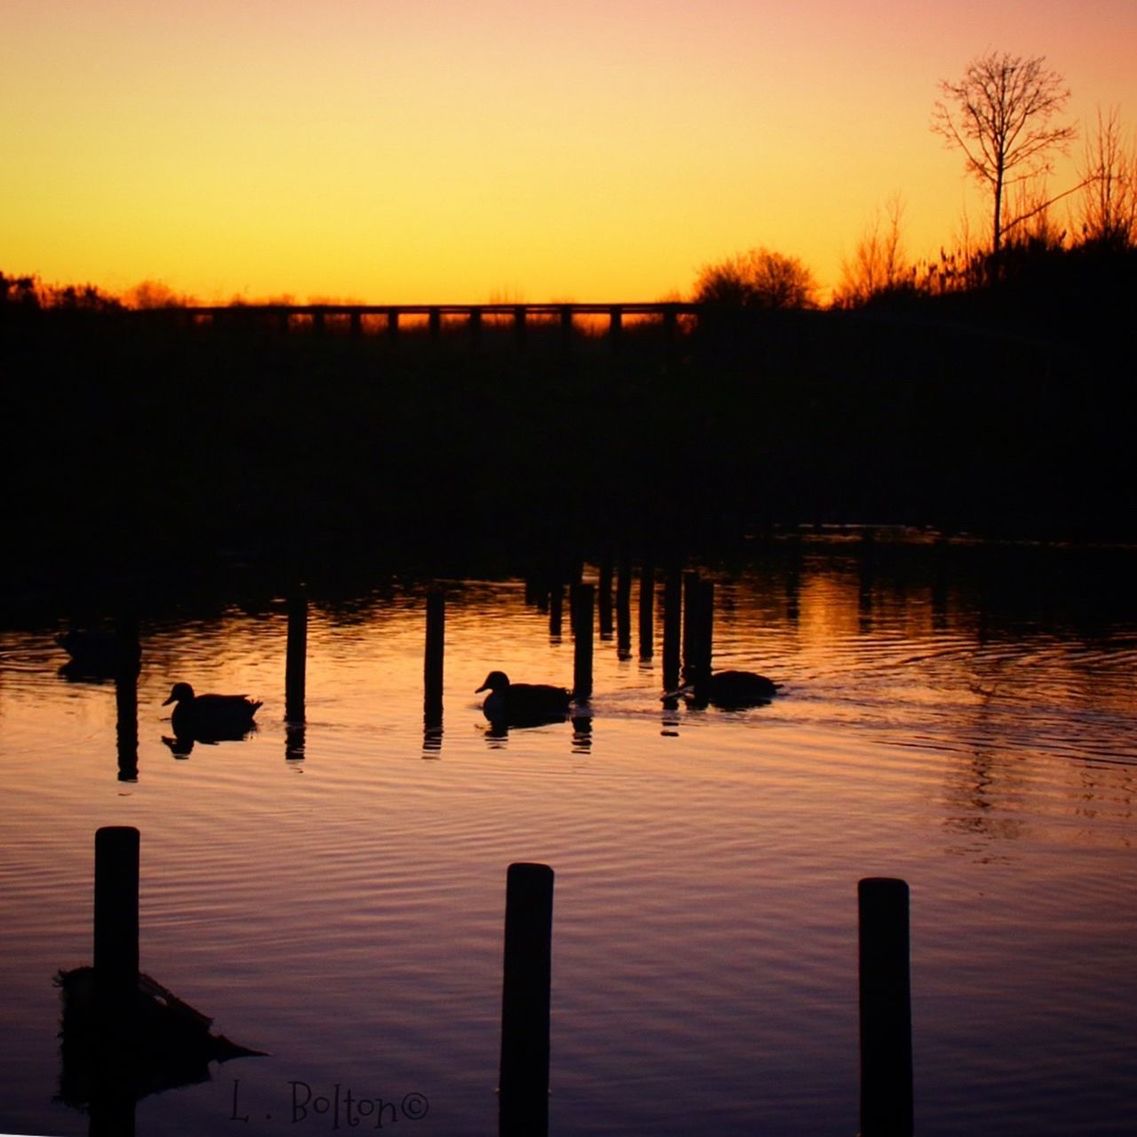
[[143, 300, 705, 349]]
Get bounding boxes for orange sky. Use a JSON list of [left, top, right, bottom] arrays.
[[3, 1, 1135, 303]]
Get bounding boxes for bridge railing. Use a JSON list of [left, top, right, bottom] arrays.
[[134, 301, 704, 348]]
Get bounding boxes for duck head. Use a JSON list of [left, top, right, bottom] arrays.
[[162, 682, 196, 706], [475, 670, 510, 694]]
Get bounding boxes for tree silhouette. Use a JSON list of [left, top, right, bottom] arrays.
[[932, 51, 1075, 256], [693, 247, 818, 309], [1077, 106, 1137, 250]]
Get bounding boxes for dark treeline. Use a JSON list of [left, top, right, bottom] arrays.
[[1, 251, 1132, 599]]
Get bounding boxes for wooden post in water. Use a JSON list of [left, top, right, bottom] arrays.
[[114, 613, 139, 782], [513, 305, 527, 348], [858, 877, 914, 1137], [94, 827, 140, 1007], [428, 307, 441, 342], [499, 862, 554, 1137], [424, 590, 444, 726], [662, 565, 682, 692], [638, 562, 655, 661], [689, 579, 714, 684], [597, 554, 614, 640], [572, 583, 594, 702], [285, 590, 308, 724], [616, 556, 632, 660], [549, 581, 564, 641], [681, 571, 700, 682]]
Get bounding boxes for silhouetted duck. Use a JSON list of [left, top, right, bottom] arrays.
[[674, 669, 781, 710], [162, 682, 262, 741], [476, 670, 570, 727]]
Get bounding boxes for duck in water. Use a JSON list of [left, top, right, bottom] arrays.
[[475, 670, 571, 728], [162, 682, 262, 742], [669, 669, 781, 710]]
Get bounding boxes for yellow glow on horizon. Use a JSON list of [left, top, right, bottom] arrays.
[[3, 1, 1136, 303]]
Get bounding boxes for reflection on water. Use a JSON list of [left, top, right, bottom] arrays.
[[1, 539, 1135, 1137]]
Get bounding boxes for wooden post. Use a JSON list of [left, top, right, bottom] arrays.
[[572, 583, 594, 702], [597, 554, 614, 640], [424, 590, 444, 724], [94, 827, 140, 1006], [859, 877, 914, 1137], [349, 310, 363, 337], [560, 305, 573, 353], [499, 863, 554, 1137], [681, 571, 700, 681], [514, 305, 527, 348], [690, 579, 714, 684], [616, 556, 632, 660], [428, 307, 441, 341], [549, 582, 564, 641], [286, 590, 308, 724], [469, 307, 483, 348], [387, 307, 400, 342], [114, 613, 139, 782], [609, 305, 623, 352], [662, 565, 681, 692], [638, 562, 654, 662]]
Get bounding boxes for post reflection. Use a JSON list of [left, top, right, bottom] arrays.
[[286, 721, 306, 762]]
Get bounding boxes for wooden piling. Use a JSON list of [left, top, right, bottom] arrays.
[[684, 579, 714, 685], [616, 556, 632, 660], [424, 590, 444, 724], [681, 571, 700, 681], [597, 554, 614, 640], [114, 613, 139, 782], [549, 582, 564, 640], [662, 566, 682, 692], [858, 877, 914, 1137], [285, 590, 308, 724], [609, 305, 623, 352], [560, 305, 574, 352], [94, 827, 140, 1007], [572, 583, 594, 702], [638, 563, 655, 661], [499, 862, 554, 1137]]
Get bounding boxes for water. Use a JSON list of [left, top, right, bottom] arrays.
[[2, 539, 1135, 1136]]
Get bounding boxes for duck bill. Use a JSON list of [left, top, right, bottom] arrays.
[[161, 694, 176, 706]]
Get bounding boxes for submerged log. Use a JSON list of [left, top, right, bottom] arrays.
[[55, 966, 265, 1109]]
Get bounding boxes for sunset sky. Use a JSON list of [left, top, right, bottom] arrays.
[[3, 1, 1136, 303]]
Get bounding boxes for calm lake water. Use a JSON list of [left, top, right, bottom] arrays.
[[2, 538, 1136, 1137]]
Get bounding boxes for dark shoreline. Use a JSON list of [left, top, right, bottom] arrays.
[[3, 288, 1133, 612]]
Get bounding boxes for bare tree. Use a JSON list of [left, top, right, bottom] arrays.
[[1077, 106, 1137, 249], [932, 51, 1076, 256], [834, 194, 912, 306], [693, 247, 819, 309]]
